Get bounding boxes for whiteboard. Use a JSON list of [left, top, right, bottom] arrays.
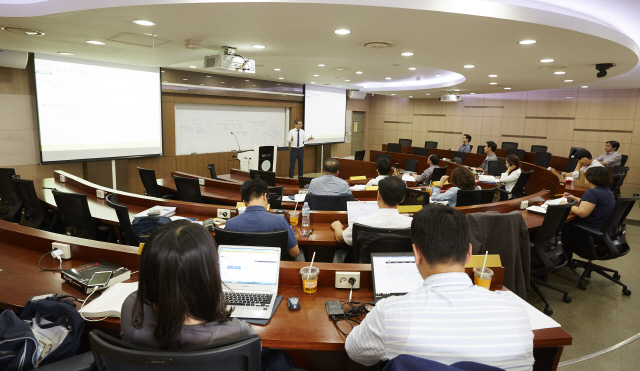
[[175, 103, 288, 155]]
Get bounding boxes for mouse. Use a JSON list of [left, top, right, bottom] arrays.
[[287, 296, 300, 311]]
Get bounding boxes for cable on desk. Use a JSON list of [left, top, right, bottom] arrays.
[[79, 288, 109, 322], [38, 250, 63, 272], [329, 300, 375, 336]]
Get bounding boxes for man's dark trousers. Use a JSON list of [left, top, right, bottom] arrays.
[[289, 147, 304, 178]]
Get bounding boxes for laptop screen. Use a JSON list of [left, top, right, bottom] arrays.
[[347, 201, 379, 225], [371, 253, 424, 295], [218, 246, 280, 286]]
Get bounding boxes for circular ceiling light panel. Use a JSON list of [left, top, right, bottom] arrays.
[[335, 29, 351, 35], [540, 59, 554, 63], [317, 64, 326, 67], [86, 40, 105, 45], [58, 52, 74, 55], [252, 45, 266, 49], [463, 65, 475, 68], [401, 52, 413, 56], [356, 71, 363, 74], [554, 71, 566, 74], [133, 20, 155, 26], [519, 39, 537, 44]]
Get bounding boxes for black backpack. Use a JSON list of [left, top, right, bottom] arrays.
[[131, 216, 171, 242]]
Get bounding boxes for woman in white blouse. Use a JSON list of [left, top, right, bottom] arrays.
[[498, 154, 522, 194]]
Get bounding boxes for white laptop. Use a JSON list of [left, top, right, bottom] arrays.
[[218, 245, 281, 319], [347, 201, 379, 225], [371, 253, 424, 303]]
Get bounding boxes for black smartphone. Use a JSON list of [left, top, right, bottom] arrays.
[[87, 271, 113, 288]]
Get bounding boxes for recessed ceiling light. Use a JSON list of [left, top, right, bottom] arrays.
[[86, 40, 105, 45], [245, 79, 250, 82], [408, 67, 417, 71], [489, 82, 497, 85], [183, 78, 188, 81], [2, 27, 45, 36], [345, 80, 350, 81], [564, 79, 573, 82], [391, 94, 395, 95], [189, 65, 197, 68], [278, 77, 284, 79], [221, 82, 225, 83], [317, 64, 326, 67], [488, 74, 497, 77], [200, 84, 204, 85], [425, 93, 431, 95], [504, 87, 511, 90], [277, 83, 281, 85], [133, 20, 155, 26], [163, 81, 167, 83], [57, 52, 74, 56], [519, 39, 536, 44], [274, 68, 281, 71], [463, 65, 475, 68], [206, 75, 211, 77], [335, 29, 351, 35], [161, 71, 165, 73], [401, 52, 413, 57], [554, 71, 565, 74], [435, 74, 442, 77], [470, 93, 476, 95], [253, 85, 256, 86], [313, 74, 319, 77], [356, 71, 363, 74], [144, 33, 158, 37], [541, 59, 554, 63], [385, 77, 392, 80], [251, 45, 266, 49], [310, 82, 316, 84], [566, 97, 573, 99], [409, 96, 413, 98], [453, 89, 460, 91], [581, 86, 588, 88]]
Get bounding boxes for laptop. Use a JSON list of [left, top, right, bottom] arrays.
[[218, 245, 281, 319], [347, 201, 379, 225], [371, 252, 424, 303]]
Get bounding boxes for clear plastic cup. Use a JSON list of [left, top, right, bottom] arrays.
[[473, 267, 494, 289], [288, 211, 299, 226], [300, 266, 320, 294]]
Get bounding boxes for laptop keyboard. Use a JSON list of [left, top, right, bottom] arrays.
[[224, 292, 273, 307]]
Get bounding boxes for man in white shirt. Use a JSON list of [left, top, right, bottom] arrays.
[[346, 204, 534, 370], [287, 119, 314, 178], [365, 157, 392, 187], [562, 149, 604, 178]]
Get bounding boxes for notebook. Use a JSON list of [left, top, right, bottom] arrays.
[[218, 245, 281, 319], [370, 253, 424, 303], [78, 282, 139, 318], [347, 201, 379, 225]]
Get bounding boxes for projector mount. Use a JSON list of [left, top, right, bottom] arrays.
[[222, 45, 250, 71]]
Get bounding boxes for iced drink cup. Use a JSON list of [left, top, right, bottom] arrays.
[[473, 267, 494, 289], [300, 266, 319, 294]]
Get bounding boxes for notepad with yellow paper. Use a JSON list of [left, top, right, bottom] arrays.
[[350, 176, 367, 180]]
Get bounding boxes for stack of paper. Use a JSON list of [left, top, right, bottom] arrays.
[[402, 173, 416, 182], [134, 206, 176, 218], [478, 175, 497, 183], [285, 194, 306, 202], [350, 185, 366, 191]]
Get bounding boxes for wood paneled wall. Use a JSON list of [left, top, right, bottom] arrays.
[[329, 95, 372, 159], [365, 90, 640, 185]]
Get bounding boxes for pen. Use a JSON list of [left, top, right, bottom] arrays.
[[554, 193, 570, 197], [308, 229, 314, 237]]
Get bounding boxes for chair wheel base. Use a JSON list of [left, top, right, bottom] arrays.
[[543, 307, 553, 316], [578, 283, 587, 290], [614, 273, 621, 280], [623, 289, 631, 296], [563, 295, 572, 303]]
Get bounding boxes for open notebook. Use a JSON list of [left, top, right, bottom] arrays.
[[78, 282, 139, 318]]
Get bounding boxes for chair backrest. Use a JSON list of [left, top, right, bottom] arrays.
[[387, 143, 402, 153], [137, 167, 161, 197], [595, 195, 640, 258], [206, 164, 217, 179], [476, 145, 485, 154], [564, 158, 578, 173], [506, 148, 525, 161], [305, 194, 355, 211], [533, 152, 552, 168], [509, 170, 533, 199], [214, 227, 289, 260], [105, 194, 139, 246], [173, 176, 204, 203], [268, 186, 283, 209], [569, 147, 585, 157], [452, 151, 467, 164], [612, 165, 629, 175], [621, 154, 628, 166], [430, 166, 447, 182], [352, 224, 412, 264], [0, 168, 22, 222], [374, 153, 393, 164], [501, 142, 518, 150], [89, 330, 262, 371], [354, 150, 365, 161], [249, 170, 276, 187], [404, 158, 418, 172], [532, 200, 575, 272], [398, 139, 412, 146], [12, 175, 48, 229], [400, 189, 430, 206], [298, 176, 314, 189], [412, 147, 429, 157], [424, 141, 438, 149], [52, 189, 97, 239], [383, 354, 505, 371], [531, 145, 548, 153], [609, 174, 625, 194], [486, 158, 507, 176], [456, 189, 496, 207]]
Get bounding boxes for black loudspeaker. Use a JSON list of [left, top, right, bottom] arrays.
[[257, 146, 275, 172]]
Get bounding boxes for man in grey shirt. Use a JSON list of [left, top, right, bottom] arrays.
[[411, 154, 440, 184], [595, 140, 622, 167], [458, 134, 472, 153], [307, 158, 352, 195], [479, 141, 498, 170]]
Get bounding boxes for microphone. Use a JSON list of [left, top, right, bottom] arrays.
[[230, 132, 241, 152]]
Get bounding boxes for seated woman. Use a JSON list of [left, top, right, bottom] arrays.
[[560, 167, 615, 261], [430, 166, 479, 207], [498, 154, 522, 195]]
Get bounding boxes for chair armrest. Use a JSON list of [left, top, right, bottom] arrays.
[[37, 352, 96, 371], [573, 224, 603, 237]]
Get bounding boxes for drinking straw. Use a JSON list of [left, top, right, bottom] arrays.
[[481, 251, 488, 280], [307, 251, 316, 280]]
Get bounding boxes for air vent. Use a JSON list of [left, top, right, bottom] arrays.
[[107, 32, 170, 48], [2, 26, 45, 36], [362, 40, 394, 49], [333, 67, 349, 71], [539, 65, 568, 70]]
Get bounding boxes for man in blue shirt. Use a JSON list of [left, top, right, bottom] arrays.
[[458, 134, 472, 153], [224, 178, 301, 259], [307, 158, 352, 196]]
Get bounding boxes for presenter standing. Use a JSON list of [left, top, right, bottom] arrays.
[[288, 119, 314, 178]]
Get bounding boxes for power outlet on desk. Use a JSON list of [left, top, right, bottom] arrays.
[[96, 190, 105, 199], [199, 179, 205, 186], [520, 200, 529, 210], [52, 242, 71, 259], [335, 272, 360, 289], [217, 209, 231, 219], [59, 175, 66, 183]]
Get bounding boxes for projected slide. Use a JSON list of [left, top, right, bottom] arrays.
[[34, 54, 162, 163], [304, 85, 346, 144]]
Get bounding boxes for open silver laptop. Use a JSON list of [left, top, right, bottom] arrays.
[[347, 201, 379, 225], [218, 245, 281, 319], [371, 252, 424, 303]]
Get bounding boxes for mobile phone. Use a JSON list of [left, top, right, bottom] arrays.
[[87, 271, 113, 287]]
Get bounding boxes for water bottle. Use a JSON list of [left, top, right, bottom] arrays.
[[301, 202, 311, 229]]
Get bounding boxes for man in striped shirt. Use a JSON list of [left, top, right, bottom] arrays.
[[345, 205, 534, 370]]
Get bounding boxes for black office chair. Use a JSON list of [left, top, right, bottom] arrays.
[[529, 200, 575, 315], [570, 194, 639, 294], [88, 329, 262, 371], [430, 166, 448, 183], [501, 142, 518, 150], [173, 175, 204, 203], [137, 167, 176, 199], [412, 147, 429, 157], [214, 228, 291, 261], [612, 166, 629, 197], [476, 145, 485, 154], [0, 168, 22, 222], [52, 189, 113, 242], [354, 150, 366, 161], [268, 186, 284, 209], [249, 169, 276, 187], [12, 176, 60, 231], [506, 148, 525, 161], [486, 159, 507, 177], [621, 154, 628, 167], [569, 147, 585, 158], [404, 158, 418, 172], [398, 139, 412, 146], [533, 152, 552, 168], [505, 170, 533, 199], [387, 143, 402, 153], [206, 164, 218, 179], [105, 194, 140, 247], [305, 194, 355, 211], [374, 153, 393, 164], [351, 224, 412, 264], [469, 145, 474, 152], [452, 151, 467, 164], [609, 174, 625, 198], [298, 176, 314, 189], [400, 189, 430, 206], [531, 145, 548, 153], [424, 141, 438, 149], [456, 189, 497, 207], [564, 158, 578, 173]]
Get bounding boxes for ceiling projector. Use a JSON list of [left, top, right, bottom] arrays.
[[439, 92, 462, 102], [204, 45, 255, 73]]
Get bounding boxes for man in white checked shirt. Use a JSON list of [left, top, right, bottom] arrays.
[[346, 204, 534, 370], [288, 119, 314, 178]]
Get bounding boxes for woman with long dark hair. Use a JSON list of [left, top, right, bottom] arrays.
[[498, 154, 522, 194], [430, 167, 479, 207]]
